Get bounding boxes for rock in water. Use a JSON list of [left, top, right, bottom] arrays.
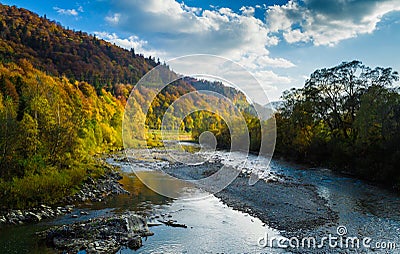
[[38, 213, 153, 253], [125, 213, 150, 235], [127, 236, 142, 250]]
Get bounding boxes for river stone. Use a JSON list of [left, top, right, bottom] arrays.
[[38, 212, 153, 253], [127, 236, 142, 250], [26, 212, 42, 222]]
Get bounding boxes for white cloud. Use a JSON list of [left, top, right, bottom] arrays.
[[266, 0, 400, 46], [251, 70, 292, 99], [238, 53, 294, 70], [181, 2, 202, 15], [105, 13, 121, 25], [53, 7, 79, 16], [94, 32, 166, 58], [105, 0, 294, 69], [167, 55, 291, 103], [96, 0, 298, 101], [240, 6, 255, 17], [253, 70, 291, 86]]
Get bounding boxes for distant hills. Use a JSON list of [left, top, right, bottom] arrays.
[[0, 4, 256, 104], [0, 4, 157, 88]]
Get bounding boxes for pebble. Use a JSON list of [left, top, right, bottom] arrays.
[[0, 168, 128, 226]]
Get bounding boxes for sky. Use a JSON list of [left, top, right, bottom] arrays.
[[2, 0, 400, 102]]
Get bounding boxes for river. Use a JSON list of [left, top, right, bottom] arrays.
[[1, 145, 399, 253]]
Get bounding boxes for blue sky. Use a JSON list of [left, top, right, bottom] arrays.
[[3, 0, 400, 101]]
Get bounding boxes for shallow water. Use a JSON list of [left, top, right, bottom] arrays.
[[269, 159, 400, 248], [1, 146, 399, 253], [205, 150, 400, 252], [0, 150, 282, 254]]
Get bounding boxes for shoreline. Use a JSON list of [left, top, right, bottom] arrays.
[[0, 160, 129, 227], [162, 159, 338, 234], [273, 153, 400, 194], [214, 177, 337, 232], [0, 149, 337, 252]]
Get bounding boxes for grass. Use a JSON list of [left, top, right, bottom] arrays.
[[0, 162, 106, 210]]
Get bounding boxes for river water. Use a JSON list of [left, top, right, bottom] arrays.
[[1, 145, 399, 253]]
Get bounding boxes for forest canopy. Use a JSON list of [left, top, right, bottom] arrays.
[[275, 61, 400, 188], [0, 60, 124, 208]]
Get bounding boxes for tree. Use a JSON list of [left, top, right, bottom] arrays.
[[303, 61, 398, 140], [0, 96, 19, 179], [19, 112, 39, 158], [276, 61, 400, 187]]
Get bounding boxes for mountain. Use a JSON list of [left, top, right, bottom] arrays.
[[264, 101, 284, 112], [0, 4, 157, 92], [0, 3, 270, 208], [0, 4, 249, 102]]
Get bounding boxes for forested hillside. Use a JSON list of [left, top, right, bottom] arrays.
[[0, 4, 261, 208], [0, 4, 157, 208], [0, 60, 124, 208], [0, 4, 158, 92]]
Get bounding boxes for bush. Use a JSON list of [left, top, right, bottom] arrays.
[[0, 166, 87, 209]]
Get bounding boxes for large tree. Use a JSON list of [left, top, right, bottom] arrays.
[[276, 61, 400, 186]]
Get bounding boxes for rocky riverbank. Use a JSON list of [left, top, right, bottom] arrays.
[[215, 177, 338, 232], [0, 163, 128, 226], [119, 148, 338, 233], [163, 159, 338, 233], [37, 212, 153, 253]]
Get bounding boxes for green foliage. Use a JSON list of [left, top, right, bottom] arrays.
[[0, 167, 86, 209], [276, 61, 400, 188], [0, 60, 124, 208]]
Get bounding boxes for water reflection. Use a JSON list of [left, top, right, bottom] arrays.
[[125, 193, 282, 254], [2, 147, 400, 253], [77, 172, 174, 214], [0, 151, 283, 254], [0, 224, 53, 254]]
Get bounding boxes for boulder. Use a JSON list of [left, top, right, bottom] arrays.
[[38, 213, 153, 253], [127, 236, 142, 250]]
